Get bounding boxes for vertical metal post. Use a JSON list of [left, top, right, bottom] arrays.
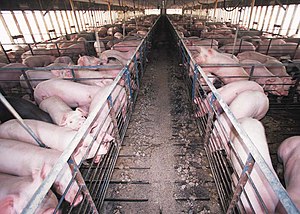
[[107, 0, 113, 24], [67, 157, 99, 214], [69, 0, 80, 32], [22, 11, 36, 44], [11, 11, 26, 43], [226, 155, 255, 213], [134, 55, 139, 89], [192, 65, 198, 101], [247, 0, 255, 29], [125, 67, 133, 102], [213, 0, 218, 21], [32, 11, 44, 41]]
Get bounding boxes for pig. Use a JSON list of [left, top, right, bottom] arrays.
[[0, 96, 53, 123], [22, 55, 56, 67], [94, 40, 106, 56], [20, 69, 56, 89], [240, 59, 287, 96], [0, 139, 82, 205], [101, 49, 137, 61], [60, 43, 86, 56], [114, 32, 123, 39], [276, 136, 300, 212], [0, 63, 27, 88], [111, 40, 140, 52], [0, 172, 43, 213], [0, 119, 108, 163], [39, 96, 86, 131], [211, 90, 269, 154], [21, 49, 59, 60], [51, 68, 118, 87], [77, 55, 103, 68], [97, 27, 107, 37], [237, 51, 276, 63], [230, 117, 279, 213], [34, 79, 101, 113], [54, 56, 74, 65], [193, 47, 249, 84], [219, 41, 256, 54]]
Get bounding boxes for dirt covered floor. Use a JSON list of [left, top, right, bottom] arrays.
[[101, 21, 221, 213]]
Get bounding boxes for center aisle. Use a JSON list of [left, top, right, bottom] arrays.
[[102, 16, 221, 213]]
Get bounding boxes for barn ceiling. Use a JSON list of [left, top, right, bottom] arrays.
[[0, 0, 298, 11]]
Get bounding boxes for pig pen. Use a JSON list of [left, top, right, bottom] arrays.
[[0, 17, 156, 213], [172, 16, 300, 213]]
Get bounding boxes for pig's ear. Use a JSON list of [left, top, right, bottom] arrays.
[[75, 107, 88, 117], [0, 195, 16, 214], [60, 115, 67, 126]]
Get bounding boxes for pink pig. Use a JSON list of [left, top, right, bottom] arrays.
[[39, 96, 86, 131]]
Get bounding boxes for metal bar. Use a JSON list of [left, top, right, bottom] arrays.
[[0, 12, 15, 43], [32, 11, 44, 41], [69, 0, 80, 32], [59, 10, 68, 35], [22, 11, 36, 44], [11, 11, 26, 43], [47, 11, 58, 38], [287, 5, 298, 36], [0, 42, 11, 63], [53, 10, 63, 36], [0, 93, 47, 148], [279, 5, 289, 35], [63, 10, 72, 34], [40, 11, 52, 41], [247, 0, 255, 29], [266, 4, 275, 33], [260, 6, 269, 31]]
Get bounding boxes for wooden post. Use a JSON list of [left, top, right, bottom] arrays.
[[247, 0, 255, 29]]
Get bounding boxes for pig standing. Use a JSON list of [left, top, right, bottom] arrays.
[[193, 47, 249, 84], [39, 96, 86, 130], [230, 117, 279, 213], [277, 136, 300, 212], [22, 55, 56, 67]]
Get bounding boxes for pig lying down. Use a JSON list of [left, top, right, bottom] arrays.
[[39, 96, 86, 131]]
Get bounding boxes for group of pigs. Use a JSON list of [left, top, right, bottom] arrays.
[[187, 46, 296, 96], [0, 32, 144, 213], [182, 23, 300, 212], [195, 79, 300, 212]]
